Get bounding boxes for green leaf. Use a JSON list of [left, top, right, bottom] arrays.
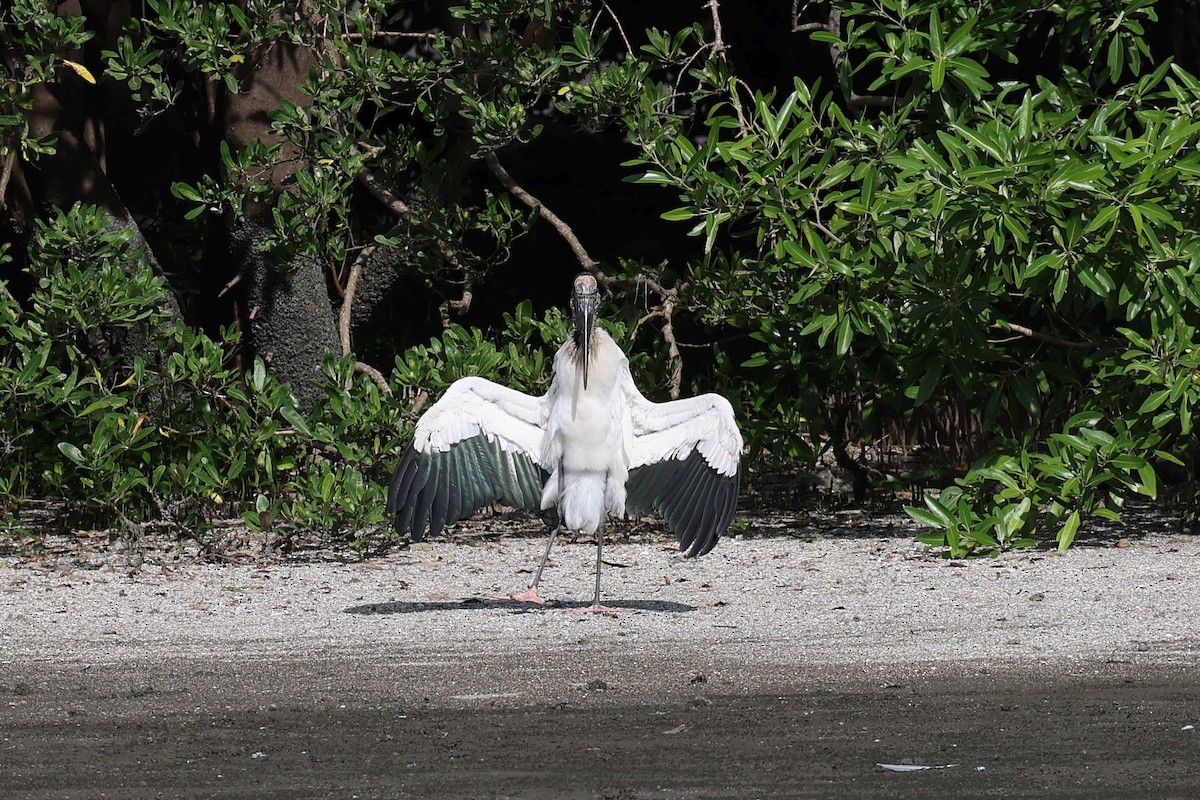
[[79, 396, 128, 416], [774, 91, 797, 136], [251, 358, 266, 394], [279, 405, 314, 439], [834, 314, 853, 357], [1057, 510, 1081, 552], [912, 364, 942, 407], [952, 124, 1004, 162], [1107, 36, 1123, 81], [1138, 390, 1170, 414], [905, 506, 946, 530], [928, 8, 945, 58], [741, 353, 769, 368], [921, 494, 954, 527], [931, 59, 946, 92], [171, 182, 202, 202], [1136, 464, 1158, 499], [57, 442, 86, 466]]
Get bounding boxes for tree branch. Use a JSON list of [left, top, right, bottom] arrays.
[[341, 31, 438, 42], [703, 0, 751, 136], [0, 278, 18, 312], [707, 0, 727, 56], [811, 9, 899, 110], [437, 271, 475, 328], [339, 243, 375, 357], [217, 272, 242, 298], [0, 148, 16, 207], [990, 321, 1098, 350], [484, 152, 685, 398], [335, 243, 393, 395], [484, 152, 598, 272], [594, 1, 632, 54], [357, 165, 414, 219], [355, 360, 393, 396], [357, 164, 472, 328]]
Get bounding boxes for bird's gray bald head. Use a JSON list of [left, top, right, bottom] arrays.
[[570, 273, 599, 389], [572, 273, 598, 300]]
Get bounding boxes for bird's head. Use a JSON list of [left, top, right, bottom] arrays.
[[570, 272, 600, 389]]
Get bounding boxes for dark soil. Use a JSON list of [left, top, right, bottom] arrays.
[[5, 657, 1199, 799]]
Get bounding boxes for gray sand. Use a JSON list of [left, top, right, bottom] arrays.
[[5, 528, 1198, 707]]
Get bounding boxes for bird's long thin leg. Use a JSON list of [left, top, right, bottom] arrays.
[[593, 528, 603, 605], [578, 526, 619, 617], [502, 526, 558, 604]]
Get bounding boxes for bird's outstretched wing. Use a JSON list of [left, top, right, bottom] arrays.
[[623, 385, 743, 558], [387, 377, 550, 541]]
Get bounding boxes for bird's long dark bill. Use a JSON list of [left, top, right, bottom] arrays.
[[575, 300, 595, 390]]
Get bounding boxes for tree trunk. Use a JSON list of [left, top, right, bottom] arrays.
[[17, 72, 184, 367], [219, 41, 340, 410], [232, 219, 340, 410]]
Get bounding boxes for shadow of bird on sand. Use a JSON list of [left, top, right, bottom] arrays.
[[344, 597, 696, 615]]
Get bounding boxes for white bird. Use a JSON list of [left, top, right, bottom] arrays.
[[386, 273, 742, 614]]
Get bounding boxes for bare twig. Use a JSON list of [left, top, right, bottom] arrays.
[[990, 321, 1097, 350], [357, 166, 414, 219], [484, 152, 598, 272], [791, 0, 822, 32], [0, 279, 18, 311], [357, 165, 470, 328], [410, 388, 430, 417], [338, 243, 375, 357], [658, 295, 684, 399], [357, 167, 463, 274], [484, 152, 685, 397], [0, 150, 19, 309], [217, 272, 243, 298], [704, 0, 750, 135], [672, 44, 710, 116], [0, 148, 16, 207], [437, 272, 475, 329], [341, 31, 438, 41], [596, 1, 633, 54], [707, 0, 727, 55], [354, 360, 393, 396]]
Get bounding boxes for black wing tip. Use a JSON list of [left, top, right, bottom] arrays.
[[629, 453, 739, 558], [386, 434, 547, 541]]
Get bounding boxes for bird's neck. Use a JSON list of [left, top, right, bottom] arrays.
[[566, 329, 616, 393]]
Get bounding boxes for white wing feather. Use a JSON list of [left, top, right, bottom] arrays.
[[413, 376, 549, 466], [621, 371, 742, 476]]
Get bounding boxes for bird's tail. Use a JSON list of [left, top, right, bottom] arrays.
[[541, 468, 611, 533]]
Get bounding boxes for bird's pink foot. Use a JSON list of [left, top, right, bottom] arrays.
[[496, 587, 547, 604], [575, 603, 620, 617]]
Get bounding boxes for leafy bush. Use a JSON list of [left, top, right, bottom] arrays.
[[620, 1, 1197, 554], [0, 205, 591, 548], [4, 0, 1199, 558]]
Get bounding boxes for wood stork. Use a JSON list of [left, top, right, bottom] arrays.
[[386, 273, 742, 614]]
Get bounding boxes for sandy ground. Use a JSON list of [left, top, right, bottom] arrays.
[[4, 523, 1200, 797]]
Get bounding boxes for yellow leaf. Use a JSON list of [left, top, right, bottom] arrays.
[[230, 54, 245, 64], [61, 60, 97, 85], [557, 85, 572, 95]]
